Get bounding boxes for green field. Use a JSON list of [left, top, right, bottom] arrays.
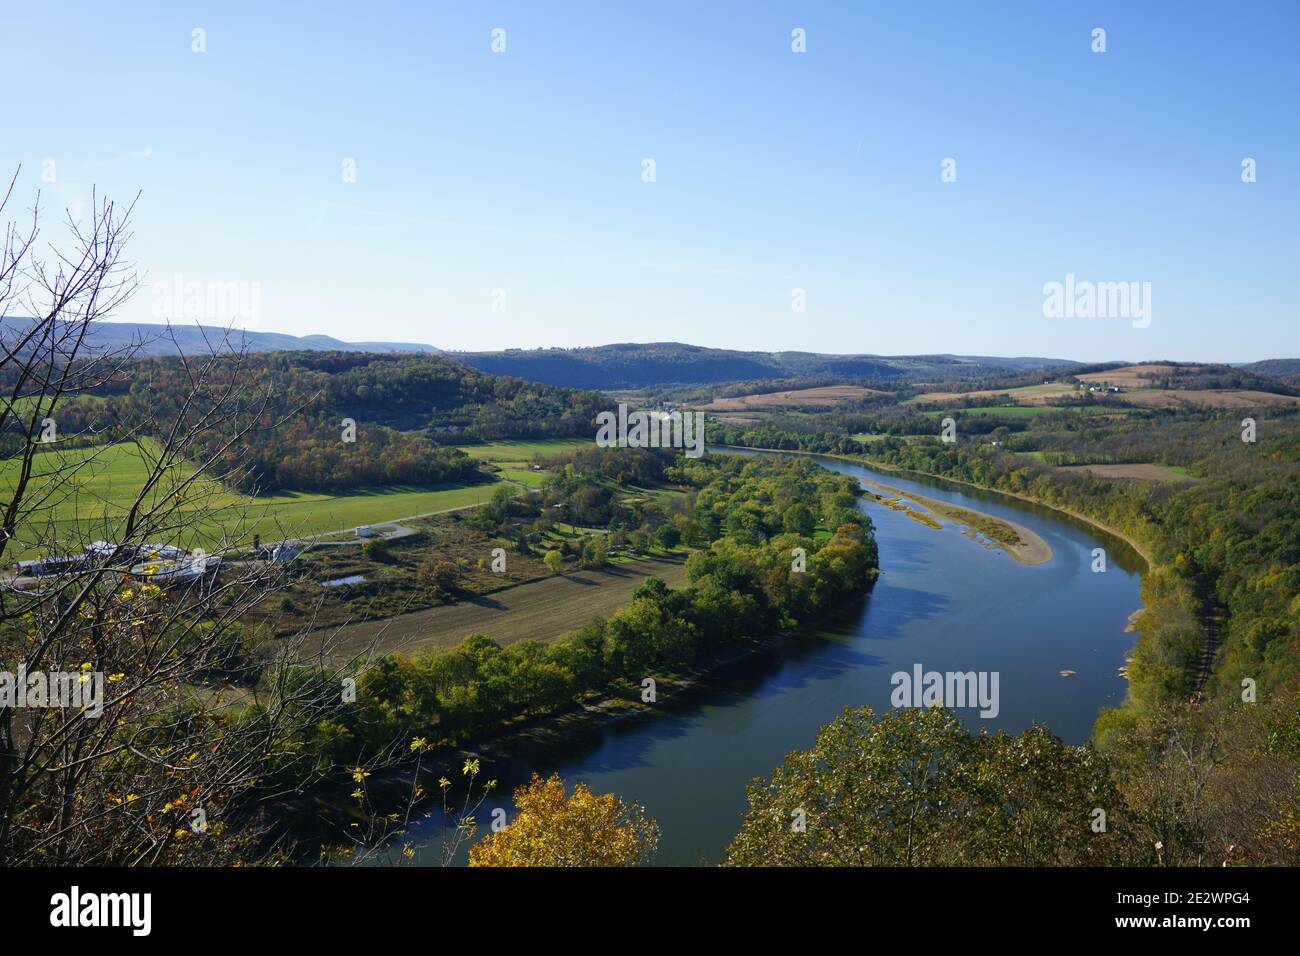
[[851, 433, 928, 444], [455, 438, 592, 488], [1, 441, 505, 557], [456, 438, 592, 463], [2, 393, 107, 423]]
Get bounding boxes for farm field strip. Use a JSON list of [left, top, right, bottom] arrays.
[[311, 554, 691, 660], [917, 405, 1120, 418], [909, 383, 1077, 405], [1113, 388, 1300, 409], [696, 385, 886, 411]]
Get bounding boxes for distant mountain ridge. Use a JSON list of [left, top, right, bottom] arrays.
[[447, 342, 1080, 389], [1, 321, 1081, 388], [0, 317, 437, 356]]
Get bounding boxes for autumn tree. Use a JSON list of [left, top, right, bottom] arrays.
[[418, 558, 459, 596], [468, 773, 658, 867]]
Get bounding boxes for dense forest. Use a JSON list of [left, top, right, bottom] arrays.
[[725, 689, 1300, 866]]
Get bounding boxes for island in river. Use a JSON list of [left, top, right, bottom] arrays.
[[861, 478, 1052, 565]]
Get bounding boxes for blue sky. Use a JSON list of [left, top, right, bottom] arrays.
[[6, 1, 1297, 361]]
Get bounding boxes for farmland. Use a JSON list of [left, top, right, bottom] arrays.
[[311, 553, 691, 661], [1074, 364, 1199, 388], [909, 383, 1077, 406], [697, 385, 886, 411], [1111, 388, 1300, 409], [917, 405, 1119, 418], [1, 440, 506, 556], [2, 437, 617, 557], [455, 438, 593, 487]]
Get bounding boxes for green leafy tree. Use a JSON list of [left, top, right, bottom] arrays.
[[725, 706, 1127, 866], [782, 502, 815, 536]]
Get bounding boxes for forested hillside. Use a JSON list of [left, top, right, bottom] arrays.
[[0, 315, 437, 357], [450, 342, 1075, 390], [1, 351, 608, 492]]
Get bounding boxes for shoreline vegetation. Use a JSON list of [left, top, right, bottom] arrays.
[[715, 444, 1152, 569], [313, 616, 849, 862]]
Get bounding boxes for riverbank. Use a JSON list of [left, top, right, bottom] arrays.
[[302, 604, 870, 861]]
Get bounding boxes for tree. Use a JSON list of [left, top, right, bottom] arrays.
[[543, 550, 565, 573], [579, 536, 607, 568], [468, 773, 658, 866], [724, 706, 1127, 866], [782, 502, 815, 536], [362, 537, 392, 562], [470, 483, 513, 532], [654, 523, 681, 550], [0, 173, 412, 866], [419, 558, 459, 595]]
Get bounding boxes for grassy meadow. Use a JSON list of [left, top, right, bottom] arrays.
[[2, 441, 501, 557], [455, 438, 592, 488], [2, 436, 608, 558]]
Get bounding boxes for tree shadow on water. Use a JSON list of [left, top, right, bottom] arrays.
[[855, 582, 952, 641]]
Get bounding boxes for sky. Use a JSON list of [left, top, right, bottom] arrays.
[[5, 1, 1298, 362]]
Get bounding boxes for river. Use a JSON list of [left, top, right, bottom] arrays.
[[410, 450, 1144, 866]]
